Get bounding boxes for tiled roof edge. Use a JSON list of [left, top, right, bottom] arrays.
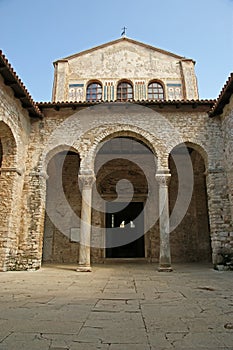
[[0, 50, 43, 118], [37, 99, 215, 109], [209, 73, 233, 117]]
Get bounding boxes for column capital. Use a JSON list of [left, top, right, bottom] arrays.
[[155, 173, 171, 186], [78, 174, 96, 189], [0, 167, 23, 176]]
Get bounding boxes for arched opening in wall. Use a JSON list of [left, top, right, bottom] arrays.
[[0, 122, 17, 271], [42, 149, 81, 263], [94, 136, 159, 261], [169, 144, 211, 262], [0, 121, 17, 168]]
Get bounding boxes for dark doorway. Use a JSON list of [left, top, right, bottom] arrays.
[[106, 202, 145, 258]]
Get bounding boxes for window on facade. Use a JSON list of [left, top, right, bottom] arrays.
[[148, 82, 164, 100], [86, 82, 102, 101], [117, 81, 133, 101]]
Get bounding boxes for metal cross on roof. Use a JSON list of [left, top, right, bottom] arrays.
[[121, 27, 127, 37]]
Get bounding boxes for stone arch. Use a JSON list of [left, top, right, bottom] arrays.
[[168, 141, 211, 263], [79, 124, 165, 173], [42, 146, 82, 264], [40, 144, 80, 178], [0, 121, 19, 271], [85, 126, 161, 262], [0, 121, 17, 168], [183, 141, 209, 170], [167, 140, 209, 170]]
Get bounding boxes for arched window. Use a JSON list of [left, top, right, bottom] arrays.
[[148, 81, 164, 100], [117, 81, 133, 101], [86, 82, 102, 101]]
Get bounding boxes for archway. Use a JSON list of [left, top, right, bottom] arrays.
[[93, 136, 159, 261], [169, 144, 211, 262], [0, 121, 17, 167], [0, 122, 18, 271], [42, 149, 81, 263]]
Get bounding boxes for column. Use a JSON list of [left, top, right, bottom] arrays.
[[156, 171, 172, 272], [77, 174, 95, 272]]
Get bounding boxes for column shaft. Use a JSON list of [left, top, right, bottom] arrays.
[[156, 173, 172, 272], [77, 174, 95, 272]]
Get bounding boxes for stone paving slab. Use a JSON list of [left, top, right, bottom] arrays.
[[0, 263, 232, 349]]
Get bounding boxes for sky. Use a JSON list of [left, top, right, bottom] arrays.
[[0, 0, 232, 102]]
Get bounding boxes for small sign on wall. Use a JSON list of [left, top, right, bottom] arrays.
[[70, 228, 80, 242]]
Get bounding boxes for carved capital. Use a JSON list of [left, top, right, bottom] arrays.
[[0, 167, 23, 176], [155, 173, 171, 187], [78, 174, 96, 189], [29, 170, 49, 179]]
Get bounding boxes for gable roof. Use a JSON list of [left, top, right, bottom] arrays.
[[54, 37, 193, 64], [0, 50, 42, 118], [209, 73, 233, 117]]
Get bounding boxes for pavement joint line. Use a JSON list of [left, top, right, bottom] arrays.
[[0, 264, 232, 349]]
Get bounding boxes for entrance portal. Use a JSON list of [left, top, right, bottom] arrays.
[[106, 202, 144, 258]]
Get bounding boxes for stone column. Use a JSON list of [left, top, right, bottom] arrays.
[[77, 174, 95, 272], [156, 172, 172, 272]]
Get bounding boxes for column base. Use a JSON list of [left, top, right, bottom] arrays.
[[76, 265, 92, 272], [158, 265, 173, 272]]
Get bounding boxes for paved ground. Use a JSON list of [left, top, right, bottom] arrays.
[[0, 263, 232, 350]]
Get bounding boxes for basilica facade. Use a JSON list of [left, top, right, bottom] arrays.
[[0, 37, 232, 271]]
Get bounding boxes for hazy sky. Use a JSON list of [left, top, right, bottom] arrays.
[[0, 0, 232, 101]]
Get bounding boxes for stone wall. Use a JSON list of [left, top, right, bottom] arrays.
[[220, 94, 233, 260], [52, 39, 198, 102], [19, 103, 231, 268], [1, 85, 232, 269], [0, 76, 31, 271]]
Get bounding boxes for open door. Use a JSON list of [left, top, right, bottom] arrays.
[[106, 202, 144, 258]]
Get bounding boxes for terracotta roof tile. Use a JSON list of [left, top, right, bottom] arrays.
[[0, 50, 42, 118], [209, 73, 233, 117], [37, 99, 215, 112]]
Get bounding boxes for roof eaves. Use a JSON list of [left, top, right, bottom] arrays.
[[0, 50, 43, 118], [209, 73, 233, 117], [37, 99, 215, 111]]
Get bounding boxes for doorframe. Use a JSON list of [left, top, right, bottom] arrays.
[[104, 199, 146, 259]]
